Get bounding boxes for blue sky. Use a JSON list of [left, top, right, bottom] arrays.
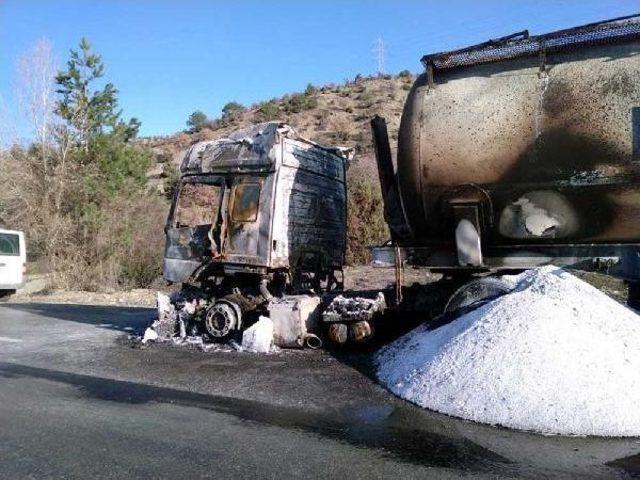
[[1, 0, 638, 138]]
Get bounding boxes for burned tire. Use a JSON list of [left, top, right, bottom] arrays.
[[444, 277, 513, 316], [204, 301, 242, 340]]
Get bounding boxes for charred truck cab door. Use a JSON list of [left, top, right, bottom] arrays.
[[163, 177, 224, 283], [223, 176, 265, 263]]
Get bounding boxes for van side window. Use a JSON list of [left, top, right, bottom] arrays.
[[232, 184, 261, 222], [0, 233, 19, 255]]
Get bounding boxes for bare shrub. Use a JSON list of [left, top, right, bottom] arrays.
[[346, 174, 388, 265], [15, 38, 58, 164], [95, 193, 167, 289], [48, 192, 167, 291], [327, 115, 351, 142]]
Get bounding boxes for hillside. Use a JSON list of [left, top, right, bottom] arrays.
[[141, 72, 416, 190]]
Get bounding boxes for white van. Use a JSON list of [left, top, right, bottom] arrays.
[[0, 229, 26, 296]]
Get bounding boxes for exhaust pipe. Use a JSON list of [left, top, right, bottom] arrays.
[[370, 116, 411, 242], [371, 115, 395, 209], [304, 333, 323, 349]]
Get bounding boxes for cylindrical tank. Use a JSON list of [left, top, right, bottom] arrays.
[[397, 18, 640, 249]]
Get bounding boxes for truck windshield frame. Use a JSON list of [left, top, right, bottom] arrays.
[[173, 178, 224, 228]]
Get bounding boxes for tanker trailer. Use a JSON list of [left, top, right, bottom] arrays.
[[371, 15, 640, 309]]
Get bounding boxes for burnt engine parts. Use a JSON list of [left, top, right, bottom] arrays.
[[323, 293, 387, 345], [154, 291, 326, 348], [268, 295, 322, 348]]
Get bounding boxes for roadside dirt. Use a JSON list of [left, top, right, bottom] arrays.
[[10, 288, 161, 307], [10, 266, 429, 307], [9, 266, 627, 307]]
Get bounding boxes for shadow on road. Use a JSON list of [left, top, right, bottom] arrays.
[[2, 359, 639, 478], [3, 303, 154, 333], [0, 360, 511, 473]]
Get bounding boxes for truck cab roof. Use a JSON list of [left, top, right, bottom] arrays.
[[179, 122, 352, 176]]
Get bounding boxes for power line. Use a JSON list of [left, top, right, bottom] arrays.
[[373, 36, 385, 74]]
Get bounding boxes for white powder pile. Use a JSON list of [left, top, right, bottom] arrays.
[[376, 266, 640, 436]]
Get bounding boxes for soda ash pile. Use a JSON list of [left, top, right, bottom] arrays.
[[376, 266, 640, 436]]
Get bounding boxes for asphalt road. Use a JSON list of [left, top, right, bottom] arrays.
[[1, 303, 640, 479]]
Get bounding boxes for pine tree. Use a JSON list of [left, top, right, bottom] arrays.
[[55, 38, 139, 148]]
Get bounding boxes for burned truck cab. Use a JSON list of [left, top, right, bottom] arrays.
[[163, 123, 350, 339]]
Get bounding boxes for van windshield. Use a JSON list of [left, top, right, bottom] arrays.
[[0, 233, 20, 255]]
